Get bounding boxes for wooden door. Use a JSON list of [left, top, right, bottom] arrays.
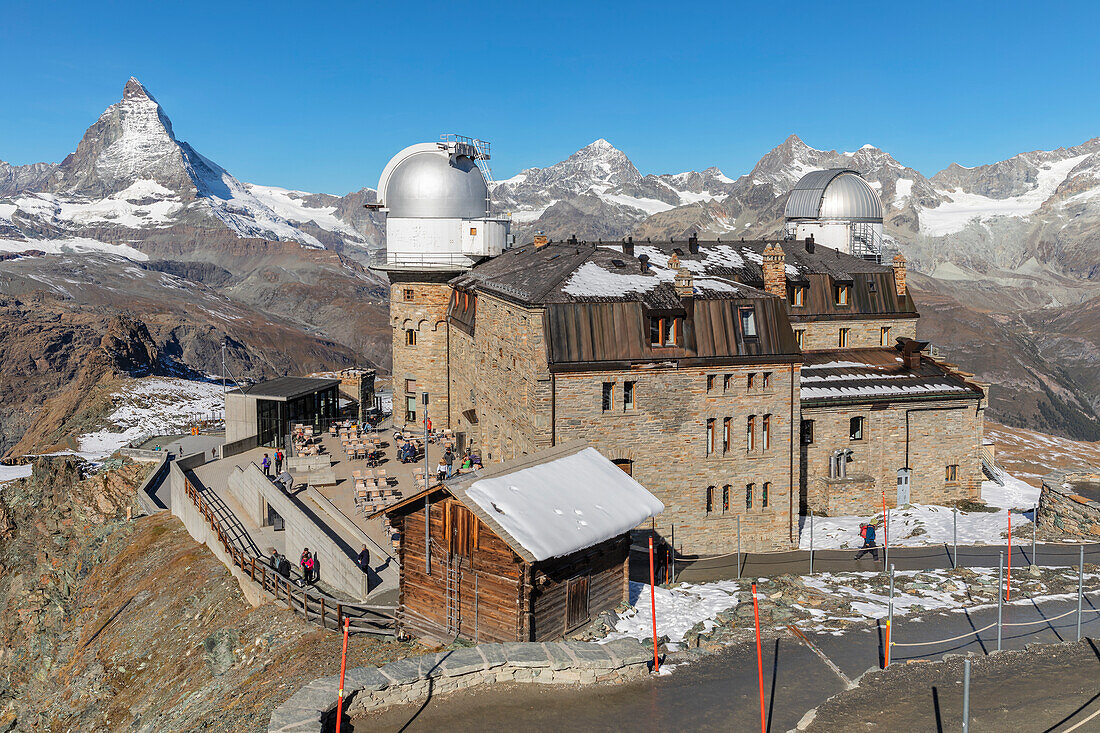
[[566, 575, 590, 631]]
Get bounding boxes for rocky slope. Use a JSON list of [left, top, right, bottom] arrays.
[[0, 457, 416, 732]]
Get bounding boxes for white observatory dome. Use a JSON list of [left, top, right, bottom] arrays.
[[784, 169, 883, 223], [380, 146, 488, 219]]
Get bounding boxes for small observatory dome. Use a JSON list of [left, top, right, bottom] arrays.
[[379, 145, 489, 219], [784, 169, 883, 223]]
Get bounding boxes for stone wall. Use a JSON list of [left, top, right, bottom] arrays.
[[390, 281, 452, 430], [801, 398, 983, 513], [1038, 470, 1100, 538], [810, 474, 878, 516], [267, 639, 654, 733], [793, 318, 916, 351]]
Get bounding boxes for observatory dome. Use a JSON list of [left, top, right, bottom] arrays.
[[784, 169, 883, 223], [381, 148, 489, 219]]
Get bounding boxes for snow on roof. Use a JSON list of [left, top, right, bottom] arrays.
[[561, 261, 671, 298], [800, 382, 968, 400], [461, 446, 664, 562]]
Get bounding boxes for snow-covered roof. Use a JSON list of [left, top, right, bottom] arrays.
[[800, 349, 984, 404], [448, 443, 664, 562]]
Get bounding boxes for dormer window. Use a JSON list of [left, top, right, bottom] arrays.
[[649, 316, 681, 347], [739, 307, 758, 338], [835, 284, 851, 306], [792, 285, 807, 307]]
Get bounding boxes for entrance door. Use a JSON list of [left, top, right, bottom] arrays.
[[896, 468, 911, 507], [566, 576, 590, 631]]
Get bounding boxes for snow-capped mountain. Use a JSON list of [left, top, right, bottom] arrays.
[[0, 78, 383, 258], [491, 139, 735, 234]]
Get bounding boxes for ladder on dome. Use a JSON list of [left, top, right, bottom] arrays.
[[441, 133, 495, 216]]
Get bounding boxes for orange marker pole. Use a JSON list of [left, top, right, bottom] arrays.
[[1006, 511, 1012, 602], [648, 537, 659, 674], [881, 490, 888, 568], [335, 616, 350, 732], [752, 582, 766, 733]]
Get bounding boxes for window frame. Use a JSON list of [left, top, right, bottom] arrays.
[[762, 413, 772, 450], [722, 417, 731, 453], [706, 374, 716, 392], [946, 464, 959, 482], [405, 329, 417, 347], [801, 419, 815, 445], [722, 485, 731, 513], [601, 382, 614, 412], [835, 284, 851, 306], [762, 482, 770, 508], [880, 326, 891, 347], [403, 288, 415, 301], [762, 372, 772, 389], [747, 414, 756, 452], [838, 327, 850, 348], [623, 380, 636, 410], [649, 316, 682, 347], [739, 306, 758, 338], [705, 486, 715, 514], [849, 416, 864, 441], [792, 285, 807, 307], [795, 329, 805, 349], [746, 483, 754, 510], [706, 418, 716, 456]]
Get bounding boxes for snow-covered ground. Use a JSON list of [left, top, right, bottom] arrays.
[[798, 473, 1042, 551], [77, 377, 225, 458], [601, 580, 741, 644], [0, 463, 33, 491]]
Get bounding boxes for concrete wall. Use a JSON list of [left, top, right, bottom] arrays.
[[225, 392, 258, 444], [167, 459, 264, 606], [227, 464, 371, 600], [133, 453, 169, 514], [223, 433, 260, 458]]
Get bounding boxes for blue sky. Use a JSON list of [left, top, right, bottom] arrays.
[[3, 0, 1099, 194]]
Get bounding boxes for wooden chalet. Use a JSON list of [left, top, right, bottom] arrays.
[[378, 442, 664, 644]]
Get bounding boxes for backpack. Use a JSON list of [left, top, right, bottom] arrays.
[[859, 525, 868, 539]]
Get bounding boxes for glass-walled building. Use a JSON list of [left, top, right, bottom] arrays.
[[225, 377, 340, 450]]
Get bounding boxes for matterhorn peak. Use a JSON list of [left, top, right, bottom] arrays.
[[123, 76, 156, 102]]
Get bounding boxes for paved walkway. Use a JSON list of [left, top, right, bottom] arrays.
[[674, 541, 1100, 583], [353, 595, 1100, 732]]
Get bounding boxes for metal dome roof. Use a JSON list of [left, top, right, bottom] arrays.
[[784, 169, 883, 222], [378, 144, 488, 219]]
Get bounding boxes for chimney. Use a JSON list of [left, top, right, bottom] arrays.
[[892, 252, 907, 296], [897, 337, 928, 370], [762, 243, 787, 299], [674, 266, 694, 298], [623, 236, 634, 257], [688, 232, 699, 254], [639, 254, 650, 273], [533, 232, 549, 248], [805, 233, 815, 254]]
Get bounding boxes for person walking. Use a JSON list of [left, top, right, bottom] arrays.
[[425, 416, 433, 442], [854, 522, 879, 561], [300, 548, 314, 583], [274, 449, 283, 474], [277, 553, 291, 579], [444, 448, 455, 478], [436, 459, 448, 483], [261, 453, 271, 477], [357, 544, 371, 573], [269, 549, 281, 571]]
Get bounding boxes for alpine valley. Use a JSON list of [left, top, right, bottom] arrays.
[[2, 78, 1099, 454]]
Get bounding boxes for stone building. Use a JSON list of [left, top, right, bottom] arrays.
[[373, 146, 987, 555]]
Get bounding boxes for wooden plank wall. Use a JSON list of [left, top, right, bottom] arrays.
[[397, 498, 526, 643], [530, 535, 630, 641]]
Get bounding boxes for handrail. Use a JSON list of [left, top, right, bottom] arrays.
[[180, 476, 395, 635]]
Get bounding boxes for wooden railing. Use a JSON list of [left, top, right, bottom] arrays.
[[182, 476, 396, 635]]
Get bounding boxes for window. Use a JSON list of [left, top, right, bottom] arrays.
[[705, 486, 715, 514], [746, 483, 754, 510], [722, 417, 731, 453], [601, 382, 614, 412], [404, 379, 417, 394], [623, 380, 636, 410], [762, 372, 772, 389], [946, 464, 959, 482], [405, 395, 417, 422], [613, 459, 633, 476], [792, 285, 807, 307], [723, 374, 733, 391], [722, 485, 731, 512], [801, 419, 815, 445], [405, 329, 417, 347], [740, 307, 758, 338], [403, 288, 414, 301], [747, 415, 756, 452], [762, 482, 770, 508], [880, 326, 891, 347], [706, 374, 716, 392], [706, 418, 716, 455], [747, 372, 756, 389], [795, 329, 805, 349], [838, 328, 850, 348], [762, 414, 772, 450], [469, 227, 477, 236], [649, 316, 681, 347], [835, 284, 851, 306], [850, 416, 864, 441]]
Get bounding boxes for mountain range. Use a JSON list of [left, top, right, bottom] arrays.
[[1, 78, 1099, 450]]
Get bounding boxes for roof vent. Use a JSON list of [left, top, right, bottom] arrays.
[[567, 234, 578, 244], [611, 259, 625, 268], [805, 234, 815, 254], [623, 236, 634, 257], [688, 233, 699, 254], [639, 254, 650, 273]]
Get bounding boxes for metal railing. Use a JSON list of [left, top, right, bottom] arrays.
[[181, 475, 396, 635]]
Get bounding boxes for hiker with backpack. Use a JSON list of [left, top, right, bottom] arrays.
[[854, 522, 879, 561], [277, 553, 291, 579], [261, 453, 271, 477], [274, 449, 284, 474]]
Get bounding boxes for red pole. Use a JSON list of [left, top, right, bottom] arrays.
[[1007, 511, 1012, 601], [881, 490, 888, 566], [752, 582, 766, 733], [648, 537, 660, 674], [334, 616, 350, 732]]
